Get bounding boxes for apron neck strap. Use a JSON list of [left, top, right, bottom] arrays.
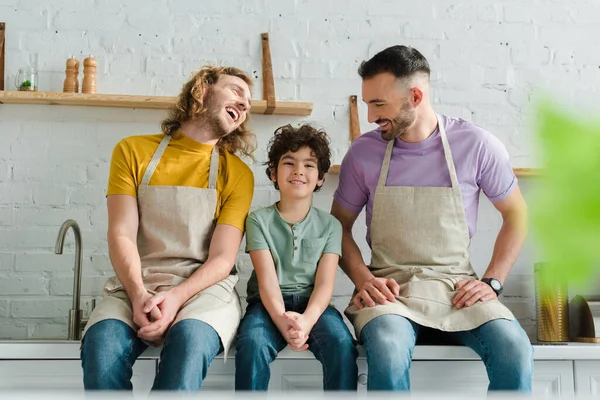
[[376, 115, 460, 189], [437, 115, 460, 189], [377, 139, 395, 187], [208, 145, 219, 189], [140, 134, 172, 186], [140, 134, 219, 189]]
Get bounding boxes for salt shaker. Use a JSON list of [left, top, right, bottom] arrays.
[[81, 56, 97, 94], [63, 57, 80, 93]]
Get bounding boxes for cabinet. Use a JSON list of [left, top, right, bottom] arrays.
[[202, 358, 235, 391], [0, 360, 155, 393], [0, 356, 585, 396], [355, 360, 574, 396], [270, 359, 323, 391], [206, 358, 328, 391], [533, 361, 575, 397], [574, 361, 600, 396], [411, 361, 488, 395], [224, 358, 575, 395]]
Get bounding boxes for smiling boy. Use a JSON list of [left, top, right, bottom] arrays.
[[234, 124, 358, 391]]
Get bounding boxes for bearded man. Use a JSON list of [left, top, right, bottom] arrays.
[[331, 46, 533, 392]]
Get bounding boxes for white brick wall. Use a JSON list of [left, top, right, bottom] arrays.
[[0, 0, 598, 339]]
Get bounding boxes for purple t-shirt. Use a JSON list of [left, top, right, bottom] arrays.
[[333, 114, 517, 245]]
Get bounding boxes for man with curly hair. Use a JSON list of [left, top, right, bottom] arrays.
[[234, 124, 358, 391], [81, 66, 255, 391]]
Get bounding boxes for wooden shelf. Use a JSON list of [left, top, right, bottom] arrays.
[[0, 90, 313, 116], [512, 168, 541, 177], [328, 165, 540, 177]]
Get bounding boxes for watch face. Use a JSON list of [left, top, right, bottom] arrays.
[[490, 279, 502, 291]]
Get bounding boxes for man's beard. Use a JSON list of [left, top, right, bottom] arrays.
[[204, 92, 232, 139], [380, 100, 416, 141]]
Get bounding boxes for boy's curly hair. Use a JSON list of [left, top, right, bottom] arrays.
[[265, 124, 332, 192]]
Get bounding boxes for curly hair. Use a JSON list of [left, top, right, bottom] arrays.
[[161, 65, 256, 160], [265, 124, 332, 192]]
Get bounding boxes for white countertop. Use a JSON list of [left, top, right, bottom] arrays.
[[0, 340, 599, 361]]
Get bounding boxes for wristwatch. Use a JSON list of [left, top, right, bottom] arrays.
[[481, 277, 503, 296]]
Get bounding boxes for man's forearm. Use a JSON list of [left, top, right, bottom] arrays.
[[172, 255, 233, 304], [484, 211, 528, 283], [108, 235, 145, 298], [339, 229, 373, 288]]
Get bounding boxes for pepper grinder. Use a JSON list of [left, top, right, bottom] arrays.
[[81, 56, 97, 94], [63, 57, 80, 93]]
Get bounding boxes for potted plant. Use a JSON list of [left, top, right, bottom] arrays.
[[18, 79, 38, 92], [15, 67, 39, 92]]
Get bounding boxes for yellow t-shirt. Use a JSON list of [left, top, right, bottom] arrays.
[[107, 132, 254, 232]]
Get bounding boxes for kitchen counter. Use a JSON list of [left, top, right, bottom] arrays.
[[0, 340, 598, 396], [1, 340, 599, 361]]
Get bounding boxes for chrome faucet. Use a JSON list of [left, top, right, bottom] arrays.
[[55, 219, 85, 340]]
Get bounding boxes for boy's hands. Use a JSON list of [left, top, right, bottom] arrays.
[[272, 311, 317, 352], [273, 313, 307, 351], [283, 311, 317, 351]]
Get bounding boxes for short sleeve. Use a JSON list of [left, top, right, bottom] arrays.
[[245, 213, 270, 252], [478, 132, 517, 203], [322, 217, 342, 257], [106, 139, 137, 197], [217, 165, 254, 231], [333, 145, 369, 214]]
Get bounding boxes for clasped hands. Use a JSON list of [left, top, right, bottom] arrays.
[[131, 289, 184, 344], [274, 312, 315, 352]]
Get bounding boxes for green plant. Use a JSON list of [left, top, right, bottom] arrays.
[[18, 80, 35, 91], [532, 100, 600, 293]]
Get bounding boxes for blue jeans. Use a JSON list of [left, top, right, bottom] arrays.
[[361, 315, 533, 392], [81, 318, 222, 391], [235, 295, 358, 391]]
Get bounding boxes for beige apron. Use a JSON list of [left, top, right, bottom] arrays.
[[345, 116, 514, 338], [84, 134, 242, 357]]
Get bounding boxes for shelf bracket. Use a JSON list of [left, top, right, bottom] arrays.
[[349, 95, 360, 142], [261, 32, 276, 115], [0, 22, 6, 92]]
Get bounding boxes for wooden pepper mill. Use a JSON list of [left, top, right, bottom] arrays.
[[63, 57, 79, 93], [81, 56, 97, 94]]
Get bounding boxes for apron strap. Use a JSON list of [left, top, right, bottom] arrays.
[[437, 115, 460, 190], [377, 139, 395, 187], [140, 134, 172, 187], [208, 145, 219, 189], [376, 115, 459, 190]]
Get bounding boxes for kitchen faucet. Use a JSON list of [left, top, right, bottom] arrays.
[[54, 219, 88, 340]]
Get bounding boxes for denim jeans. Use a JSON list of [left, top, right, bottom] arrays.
[[235, 295, 358, 391], [360, 314, 534, 392], [81, 318, 222, 391]]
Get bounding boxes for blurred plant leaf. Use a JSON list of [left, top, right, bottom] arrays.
[[532, 101, 600, 292]]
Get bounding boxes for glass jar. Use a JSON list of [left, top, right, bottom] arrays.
[[15, 67, 38, 92], [535, 262, 570, 342]]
